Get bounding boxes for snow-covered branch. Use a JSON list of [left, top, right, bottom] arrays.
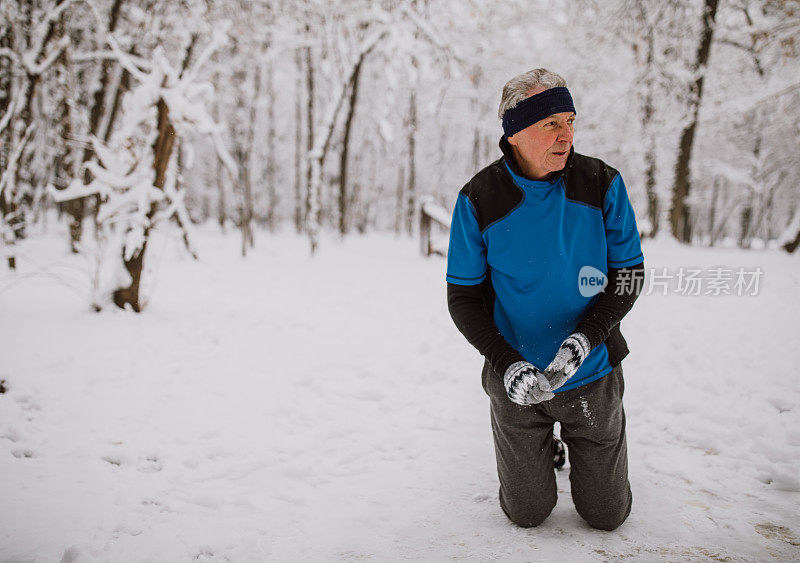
[[179, 22, 231, 87], [28, 0, 75, 65], [84, 0, 148, 82], [0, 48, 20, 65], [311, 26, 390, 162], [71, 50, 153, 70], [398, 3, 469, 68], [23, 35, 71, 76]]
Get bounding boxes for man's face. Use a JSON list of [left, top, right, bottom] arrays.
[[507, 87, 575, 180]]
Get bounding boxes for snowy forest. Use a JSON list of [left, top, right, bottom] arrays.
[[1, 0, 799, 310], [2, 1, 800, 561]]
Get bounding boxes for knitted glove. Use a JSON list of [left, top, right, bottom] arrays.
[[543, 332, 591, 391], [503, 361, 554, 406]]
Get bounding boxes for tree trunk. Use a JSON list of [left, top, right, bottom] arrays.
[[406, 90, 417, 236], [238, 144, 254, 257], [784, 230, 800, 253], [668, 0, 719, 243], [239, 61, 260, 256], [304, 45, 315, 246], [710, 191, 739, 246], [0, 27, 12, 163], [644, 147, 658, 237], [293, 50, 304, 234], [670, 0, 719, 243], [113, 97, 175, 312], [782, 206, 800, 253], [750, 180, 780, 246], [739, 191, 753, 249], [113, 238, 148, 311], [264, 59, 278, 231], [472, 129, 481, 173], [1, 26, 14, 264], [102, 63, 130, 143], [338, 55, 364, 236], [53, 16, 83, 252], [470, 64, 483, 172], [356, 150, 378, 234], [395, 165, 405, 234], [216, 155, 226, 230], [210, 85, 226, 230], [173, 142, 196, 259], [78, 0, 125, 245], [707, 176, 720, 246], [640, 27, 659, 238]]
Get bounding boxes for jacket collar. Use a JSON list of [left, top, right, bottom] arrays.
[[498, 136, 574, 184]]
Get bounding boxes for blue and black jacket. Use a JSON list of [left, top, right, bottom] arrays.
[[447, 138, 645, 392]]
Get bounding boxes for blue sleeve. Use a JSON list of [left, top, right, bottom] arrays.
[[446, 193, 487, 285], [603, 174, 644, 268]]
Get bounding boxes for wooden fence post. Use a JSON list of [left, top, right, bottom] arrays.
[[420, 198, 432, 256], [419, 195, 451, 257]]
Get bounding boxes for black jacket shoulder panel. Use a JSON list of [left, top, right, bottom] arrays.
[[562, 152, 619, 210], [459, 159, 524, 233]]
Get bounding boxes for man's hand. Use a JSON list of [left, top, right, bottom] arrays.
[[503, 361, 554, 406], [543, 332, 591, 391]]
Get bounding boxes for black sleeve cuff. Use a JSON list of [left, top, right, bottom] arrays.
[[574, 262, 645, 350]]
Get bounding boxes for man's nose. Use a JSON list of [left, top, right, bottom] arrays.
[[557, 124, 573, 143]]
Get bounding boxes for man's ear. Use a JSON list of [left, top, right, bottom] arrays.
[[506, 133, 518, 147]]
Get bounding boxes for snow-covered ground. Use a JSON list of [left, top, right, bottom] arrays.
[[1, 226, 799, 561]]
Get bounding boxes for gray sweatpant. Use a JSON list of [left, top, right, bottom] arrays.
[[481, 361, 632, 530]]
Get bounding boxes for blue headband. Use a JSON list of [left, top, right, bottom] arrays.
[[501, 87, 576, 138]]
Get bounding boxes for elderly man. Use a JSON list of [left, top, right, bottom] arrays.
[[446, 68, 645, 531]]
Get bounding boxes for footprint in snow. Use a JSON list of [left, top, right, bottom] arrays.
[[102, 455, 123, 467], [137, 455, 163, 473], [11, 447, 36, 459], [141, 498, 174, 513], [767, 397, 793, 413], [193, 548, 231, 562], [14, 394, 41, 412], [755, 523, 800, 546]]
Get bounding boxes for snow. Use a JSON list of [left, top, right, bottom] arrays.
[[1, 227, 799, 561]]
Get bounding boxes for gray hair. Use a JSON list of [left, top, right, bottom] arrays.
[[497, 68, 568, 119]]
